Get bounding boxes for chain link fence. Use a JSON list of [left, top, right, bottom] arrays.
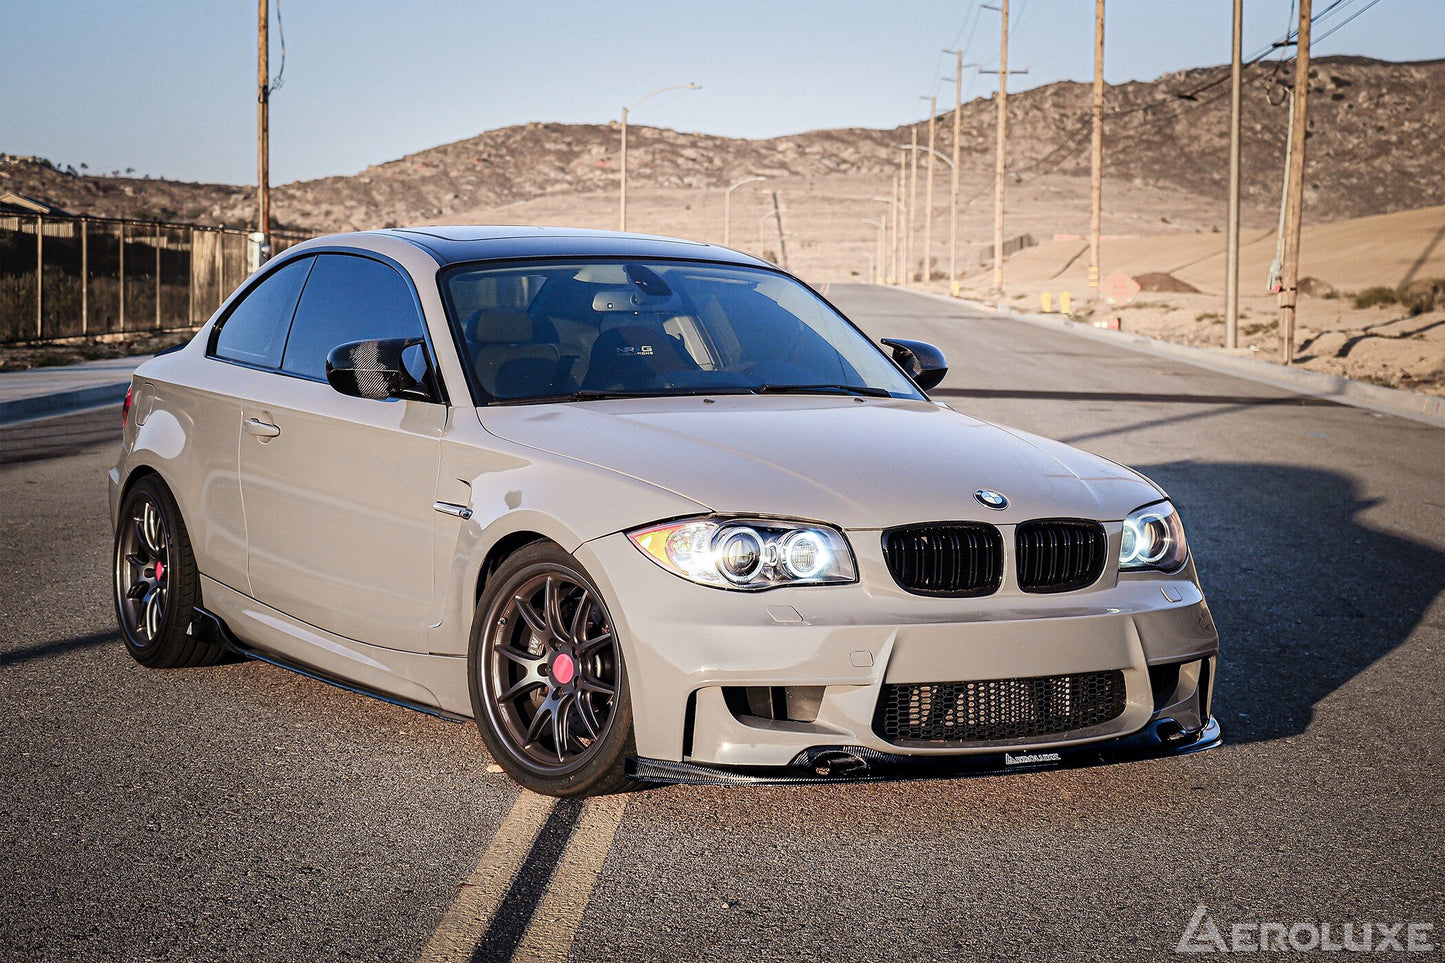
[[0, 215, 311, 343]]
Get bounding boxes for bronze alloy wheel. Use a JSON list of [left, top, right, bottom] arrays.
[[479, 561, 624, 777], [115, 489, 174, 648], [112, 475, 222, 669]]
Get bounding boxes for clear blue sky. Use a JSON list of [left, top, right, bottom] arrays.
[[4, 0, 1440, 186]]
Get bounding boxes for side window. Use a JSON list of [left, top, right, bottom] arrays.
[[281, 254, 426, 381], [212, 257, 313, 368]]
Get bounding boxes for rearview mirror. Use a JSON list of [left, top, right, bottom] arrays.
[[881, 338, 948, 391], [325, 338, 436, 402]]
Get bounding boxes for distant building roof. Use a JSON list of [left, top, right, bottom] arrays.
[[0, 191, 73, 216]]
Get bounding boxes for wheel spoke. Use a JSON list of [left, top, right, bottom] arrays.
[[573, 696, 601, 741], [496, 643, 543, 669], [125, 552, 148, 571], [577, 631, 613, 658], [143, 590, 162, 640], [513, 595, 547, 637], [126, 579, 149, 600], [498, 676, 545, 704], [544, 575, 572, 644], [523, 699, 554, 749], [141, 501, 165, 556], [569, 594, 592, 646], [552, 692, 572, 761], [578, 676, 616, 698]]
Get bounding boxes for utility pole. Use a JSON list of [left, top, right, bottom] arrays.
[[1279, 0, 1311, 365], [770, 191, 790, 272], [922, 95, 937, 284], [1225, 0, 1244, 348], [907, 127, 919, 285], [884, 172, 895, 281], [1088, 0, 1105, 301], [257, 0, 269, 246], [898, 147, 909, 286], [948, 50, 963, 296], [987, 0, 1009, 297]]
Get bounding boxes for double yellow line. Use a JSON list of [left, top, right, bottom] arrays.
[[420, 791, 629, 963]]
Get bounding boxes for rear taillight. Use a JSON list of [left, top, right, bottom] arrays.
[[122, 385, 133, 428]]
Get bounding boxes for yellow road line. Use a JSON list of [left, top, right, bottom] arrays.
[[512, 794, 630, 963], [419, 790, 557, 963]]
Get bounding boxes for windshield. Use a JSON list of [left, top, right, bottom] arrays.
[[441, 259, 924, 404]]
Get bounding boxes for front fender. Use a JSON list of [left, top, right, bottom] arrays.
[[431, 414, 708, 656]]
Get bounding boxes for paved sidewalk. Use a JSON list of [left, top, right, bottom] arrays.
[[0, 356, 152, 425]]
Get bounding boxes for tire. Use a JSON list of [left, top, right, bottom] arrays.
[[112, 475, 224, 669], [468, 542, 635, 797]]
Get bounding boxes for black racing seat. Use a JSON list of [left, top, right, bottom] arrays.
[[581, 324, 696, 391]]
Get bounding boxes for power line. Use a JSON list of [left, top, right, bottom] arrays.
[[269, 0, 287, 94], [1314, 0, 1385, 46]]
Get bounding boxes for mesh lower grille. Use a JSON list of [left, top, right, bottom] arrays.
[[1016, 520, 1108, 593], [882, 523, 1003, 597], [873, 670, 1127, 744]]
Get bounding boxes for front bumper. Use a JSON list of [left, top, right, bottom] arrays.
[[577, 527, 1220, 768]]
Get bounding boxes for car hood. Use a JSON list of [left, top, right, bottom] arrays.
[[477, 396, 1163, 530]]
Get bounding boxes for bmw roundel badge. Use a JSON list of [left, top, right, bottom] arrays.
[[974, 489, 1008, 510]]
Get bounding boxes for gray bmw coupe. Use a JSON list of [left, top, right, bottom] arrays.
[[110, 226, 1220, 796]]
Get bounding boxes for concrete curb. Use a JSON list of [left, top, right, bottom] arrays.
[[901, 288, 1445, 429], [0, 381, 130, 425]]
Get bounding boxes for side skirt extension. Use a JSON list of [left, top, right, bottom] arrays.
[[193, 607, 472, 725]]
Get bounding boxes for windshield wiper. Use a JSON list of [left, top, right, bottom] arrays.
[[490, 387, 751, 406], [752, 383, 892, 398]]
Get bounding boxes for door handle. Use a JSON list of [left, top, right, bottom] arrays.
[[243, 417, 281, 439]]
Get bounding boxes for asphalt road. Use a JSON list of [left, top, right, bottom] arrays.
[[2, 285, 1442, 961]]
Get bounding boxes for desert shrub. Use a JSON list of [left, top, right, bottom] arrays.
[[1352, 285, 1398, 309], [1398, 278, 1445, 317]]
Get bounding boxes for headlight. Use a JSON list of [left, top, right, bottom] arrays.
[[628, 517, 856, 590], [1119, 500, 1188, 573]]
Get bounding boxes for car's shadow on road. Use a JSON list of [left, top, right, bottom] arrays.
[[0, 628, 118, 668], [1138, 460, 1444, 744]]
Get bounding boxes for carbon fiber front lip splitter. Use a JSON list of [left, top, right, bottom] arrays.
[[628, 716, 1222, 786]]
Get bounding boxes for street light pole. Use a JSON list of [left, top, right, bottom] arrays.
[[874, 194, 904, 285], [862, 219, 886, 284], [724, 176, 765, 247], [619, 82, 700, 232]]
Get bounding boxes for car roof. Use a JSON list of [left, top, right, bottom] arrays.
[[306, 225, 778, 271]]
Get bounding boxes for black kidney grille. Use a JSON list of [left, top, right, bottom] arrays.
[[1016, 520, 1107, 593], [882, 523, 1003, 597], [873, 670, 1126, 744]]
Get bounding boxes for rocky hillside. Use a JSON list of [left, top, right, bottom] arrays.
[[4, 56, 1439, 232]]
